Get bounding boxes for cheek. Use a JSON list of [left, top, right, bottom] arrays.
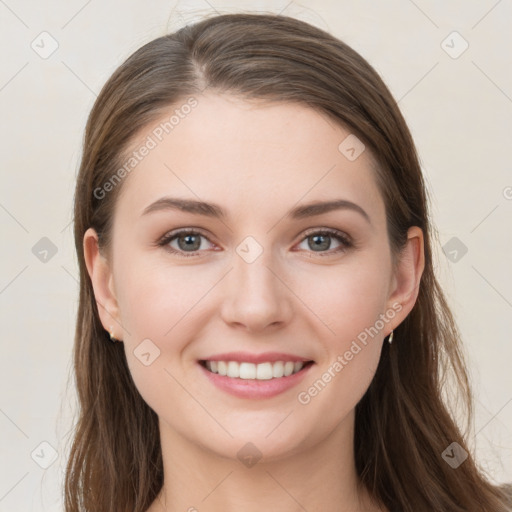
[[297, 261, 388, 393], [114, 258, 220, 399], [115, 255, 215, 341], [294, 259, 389, 342], [308, 263, 389, 405], [114, 261, 194, 415]]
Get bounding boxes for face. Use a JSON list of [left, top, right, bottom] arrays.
[[85, 92, 423, 462]]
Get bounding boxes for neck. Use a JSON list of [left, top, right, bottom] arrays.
[[151, 409, 384, 512]]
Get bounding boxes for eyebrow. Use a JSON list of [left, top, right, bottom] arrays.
[[141, 197, 371, 225]]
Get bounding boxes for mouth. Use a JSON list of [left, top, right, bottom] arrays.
[[199, 359, 315, 380]]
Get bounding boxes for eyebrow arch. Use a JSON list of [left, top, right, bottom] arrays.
[[141, 197, 371, 225]]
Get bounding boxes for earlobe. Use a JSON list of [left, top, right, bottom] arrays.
[[83, 227, 121, 336], [386, 226, 425, 328]]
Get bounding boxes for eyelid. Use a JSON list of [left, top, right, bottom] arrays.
[[300, 226, 352, 243]]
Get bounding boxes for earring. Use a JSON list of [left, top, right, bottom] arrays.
[[108, 326, 120, 343], [388, 330, 394, 344]]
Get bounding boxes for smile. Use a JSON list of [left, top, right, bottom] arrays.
[[201, 360, 314, 380]]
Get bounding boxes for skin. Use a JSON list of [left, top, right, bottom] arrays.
[[84, 92, 424, 512]]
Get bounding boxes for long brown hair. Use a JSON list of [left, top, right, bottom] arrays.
[[65, 12, 511, 511]]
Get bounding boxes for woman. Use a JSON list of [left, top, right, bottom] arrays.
[[65, 12, 512, 512]]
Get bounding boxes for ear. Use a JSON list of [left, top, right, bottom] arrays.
[[83, 227, 122, 339], [385, 226, 425, 333]]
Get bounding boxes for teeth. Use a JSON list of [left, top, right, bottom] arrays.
[[284, 361, 294, 376], [256, 362, 273, 380], [204, 360, 306, 379], [227, 361, 238, 378], [217, 361, 227, 376], [240, 362, 256, 379], [272, 361, 284, 378]]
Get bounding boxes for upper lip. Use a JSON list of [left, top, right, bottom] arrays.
[[200, 352, 314, 364]]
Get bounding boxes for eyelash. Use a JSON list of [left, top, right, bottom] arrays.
[[156, 227, 353, 258]]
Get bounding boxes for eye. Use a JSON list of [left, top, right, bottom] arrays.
[[157, 229, 216, 258], [295, 228, 352, 257], [157, 227, 353, 258]]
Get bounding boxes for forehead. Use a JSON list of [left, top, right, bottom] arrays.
[[114, 93, 385, 226]]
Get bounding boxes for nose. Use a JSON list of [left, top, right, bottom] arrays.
[[220, 248, 293, 333]]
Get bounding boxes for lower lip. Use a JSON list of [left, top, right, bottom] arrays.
[[198, 361, 315, 399]]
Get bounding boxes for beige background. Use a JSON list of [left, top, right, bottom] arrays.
[[0, 0, 511, 510]]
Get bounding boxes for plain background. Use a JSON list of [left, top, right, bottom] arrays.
[[0, 0, 511, 510]]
